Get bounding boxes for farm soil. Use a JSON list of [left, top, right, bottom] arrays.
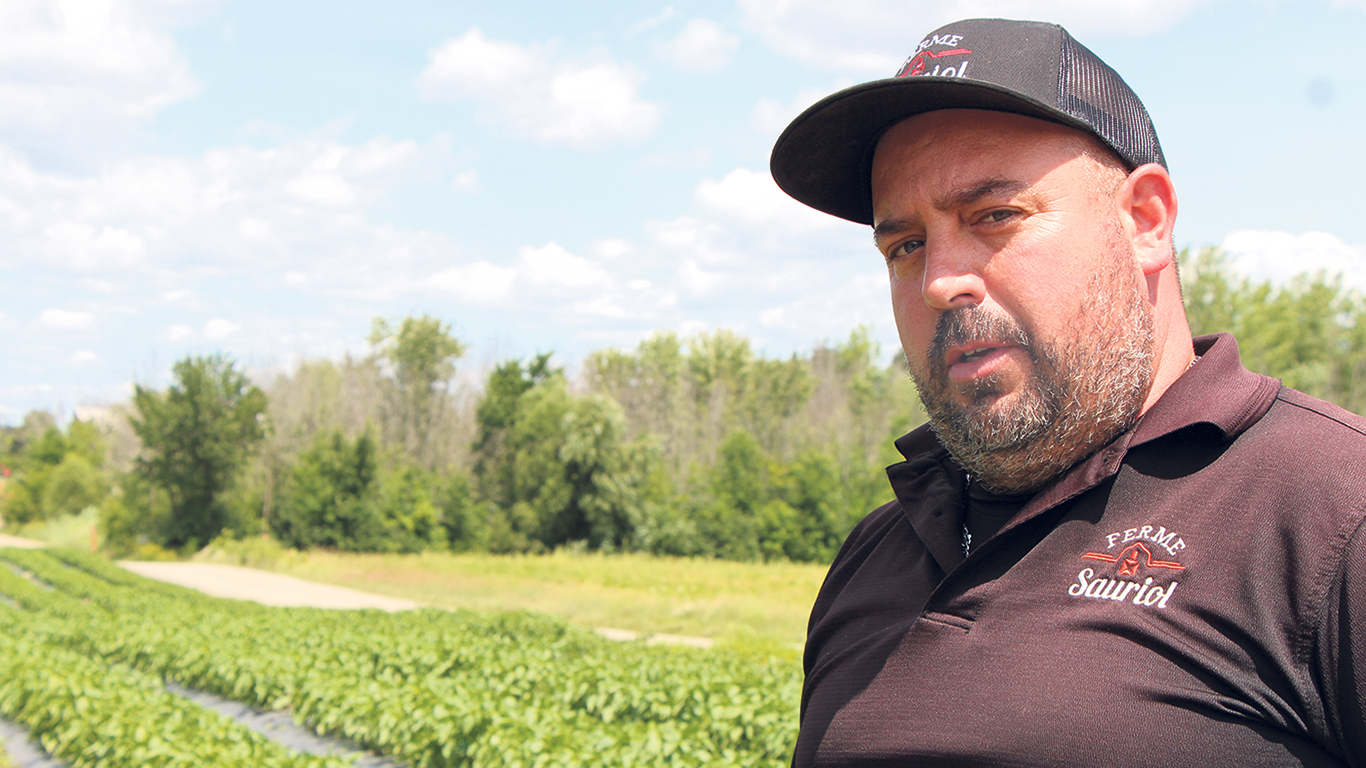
[[122, 560, 715, 647], [118, 561, 419, 611]]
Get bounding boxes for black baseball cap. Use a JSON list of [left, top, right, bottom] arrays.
[[770, 18, 1165, 225]]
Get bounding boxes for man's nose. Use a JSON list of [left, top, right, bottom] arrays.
[[921, 242, 987, 310]]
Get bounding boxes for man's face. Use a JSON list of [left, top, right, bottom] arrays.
[[870, 109, 1155, 493]]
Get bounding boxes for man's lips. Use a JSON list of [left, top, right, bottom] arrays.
[[947, 342, 1018, 382]]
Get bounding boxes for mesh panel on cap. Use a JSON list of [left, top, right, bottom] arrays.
[[1058, 33, 1165, 169]]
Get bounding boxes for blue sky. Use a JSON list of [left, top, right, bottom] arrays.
[[2, 0, 1363, 423]]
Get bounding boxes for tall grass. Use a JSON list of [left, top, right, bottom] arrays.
[[8, 507, 99, 550]]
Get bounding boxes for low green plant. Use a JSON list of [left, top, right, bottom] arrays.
[[0, 547, 801, 767]]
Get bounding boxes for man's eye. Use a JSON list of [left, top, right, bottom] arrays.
[[888, 239, 924, 260], [980, 209, 1016, 224]]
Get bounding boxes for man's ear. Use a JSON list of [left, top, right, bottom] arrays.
[[1116, 163, 1178, 275]]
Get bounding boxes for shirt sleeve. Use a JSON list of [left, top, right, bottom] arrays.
[[1317, 514, 1366, 766]]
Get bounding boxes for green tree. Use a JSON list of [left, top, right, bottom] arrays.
[[1182, 247, 1366, 415], [583, 333, 692, 470], [272, 428, 448, 553], [472, 360, 659, 553], [0, 416, 109, 526], [98, 471, 172, 557], [131, 354, 267, 550], [766, 449, 849, 563], [431, 470, 486, 552], [369, 314, 466, 468], [743, 355, 813, 453], [694, 430, 769, 560], [271, 429, 379, 550], [369, 463, 445, 553], [41, 454, 103, 517], [544, 389, 646, 550], [500, 380, 639, 550], [472, 353, 557, 509]]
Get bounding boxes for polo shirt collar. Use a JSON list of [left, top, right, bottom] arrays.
[[1130, 332, 1280, 446], [886, 332, 1280, 574]]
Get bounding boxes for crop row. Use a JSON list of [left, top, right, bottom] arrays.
[[0, 548, 800, 766], [0, 572, 351, 767]]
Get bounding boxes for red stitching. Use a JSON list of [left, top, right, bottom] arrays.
[[1080, 542, 1186, 572], [899, 48, 973, 77]]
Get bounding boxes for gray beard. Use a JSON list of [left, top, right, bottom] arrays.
[[908, 264, 1155, 494]]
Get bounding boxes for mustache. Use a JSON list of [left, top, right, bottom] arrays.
[[928, 306, 1033, 371]]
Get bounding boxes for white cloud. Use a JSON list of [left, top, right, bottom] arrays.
[[451, 169, 479, 193], [759, 306, 787, 327], [426, 260, 518, 304], [518, 242, 612, 291], [571, 295, 632, 319], [424, 240, 680, 326], [0, 0, 205, 167], [1220, 230, 1366, 291], [753, 272, 893, 337], [655, 168, 893, 348], [41, 222, 147, 270], [678, 258, 728, 295], [417, 29, 661, 149], [70, 349, 99, 364], [166, 324, 194, 341], [656, 18, 739, 73], [203, 318, 239, 339], [629, 7, 678, 35], [39, 308, 95, 329], [0, 135, 443, 283], [590, 238, 633, 260], [285, 172, 355, 207], [588, 165, 895, 350], [679, 319, 711, 337], [693, 167, 842, 233], [738, 0, 1212, 74]]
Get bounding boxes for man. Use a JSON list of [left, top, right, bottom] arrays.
[[770, 18, 1365, 767]]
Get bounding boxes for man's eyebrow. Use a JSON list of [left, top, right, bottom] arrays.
[[871, 178, 1031, 242], [935, 178, 1028, 211], [872, 216, 918, 243]]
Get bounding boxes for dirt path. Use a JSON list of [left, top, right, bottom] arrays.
[[0, 542, 715, 647], [122, 561, 713, 647], [118, 561, 420, 611]]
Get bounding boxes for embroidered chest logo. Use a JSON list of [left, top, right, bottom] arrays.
[[1067, 525, 1188, 610]]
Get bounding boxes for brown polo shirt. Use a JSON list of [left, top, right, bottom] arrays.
[[795, 333, 1366, 767]]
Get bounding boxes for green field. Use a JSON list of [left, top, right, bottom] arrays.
[[196, 540, 829, 652], [0, 546, 803, 767]]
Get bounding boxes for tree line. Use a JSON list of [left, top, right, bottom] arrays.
[[2, 248, 1362, 562]]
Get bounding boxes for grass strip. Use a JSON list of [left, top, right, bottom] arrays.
[[197, 543, 826, 651]]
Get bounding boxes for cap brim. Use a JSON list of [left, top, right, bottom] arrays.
[[770, 76, 1094, 225]]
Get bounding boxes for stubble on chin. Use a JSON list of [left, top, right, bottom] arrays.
[[908, 264, 1154, 495]]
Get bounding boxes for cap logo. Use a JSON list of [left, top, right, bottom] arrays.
[[896, 34, 971, 78]]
